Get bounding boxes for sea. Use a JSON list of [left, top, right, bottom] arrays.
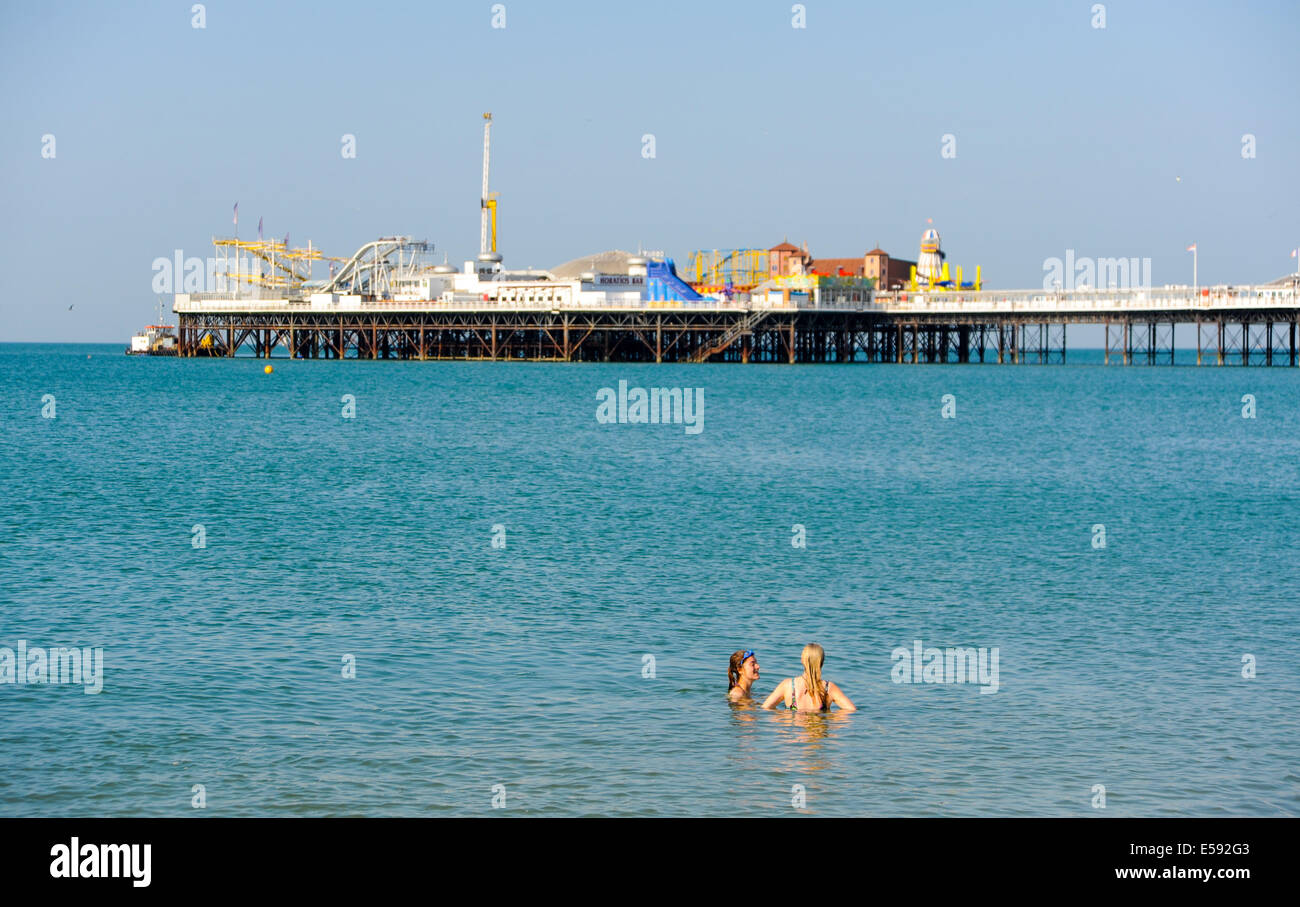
[[1, 343, 1297, 816]]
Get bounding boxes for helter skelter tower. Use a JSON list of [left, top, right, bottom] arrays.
[[917, 226, 945, 283], [478, 113, 502, 270]]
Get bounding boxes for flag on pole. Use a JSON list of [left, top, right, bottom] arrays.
[[1186, 243, 1197, 252], [233, 202, 238, 226], [283, 232, 290, 249], [258, 217, 263, 240], [1291, 249, 1297, 258]]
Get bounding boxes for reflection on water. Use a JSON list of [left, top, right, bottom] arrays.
[[727, 699, 854, 777], [726, 698, 764, 745], [769, 709, 852, 775]]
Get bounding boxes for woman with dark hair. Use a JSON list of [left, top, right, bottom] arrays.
[[728, 649, 761, 701]]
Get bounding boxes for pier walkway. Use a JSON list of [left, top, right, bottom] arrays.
[[174, 282, 1300, 365]]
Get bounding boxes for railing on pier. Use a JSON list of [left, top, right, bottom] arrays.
[[865, 285, 1299, 315], [173, 294, 787, 314], [173, 283, 1299, 316]]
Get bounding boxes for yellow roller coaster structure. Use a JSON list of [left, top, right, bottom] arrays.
[[211, 237, 345, 289], [680, 249, 771, 291]]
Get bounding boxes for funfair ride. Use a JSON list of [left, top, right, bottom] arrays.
[[909, 226, 983, 291]]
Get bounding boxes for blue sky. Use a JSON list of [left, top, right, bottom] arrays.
[[2, 0, 1297, 342]]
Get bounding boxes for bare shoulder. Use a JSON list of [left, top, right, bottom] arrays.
[[827, 680, 858, 710]]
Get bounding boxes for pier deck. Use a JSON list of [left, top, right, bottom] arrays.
[[174, 284, 1300, 365]]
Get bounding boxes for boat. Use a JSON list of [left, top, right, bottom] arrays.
[[126, 324, 178, 356]]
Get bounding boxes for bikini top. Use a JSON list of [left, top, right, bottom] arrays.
[[788, 677, 830, 711]]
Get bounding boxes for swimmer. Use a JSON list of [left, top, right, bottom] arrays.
[[761, 643, 856, 711], [728, 649, 760, 701]]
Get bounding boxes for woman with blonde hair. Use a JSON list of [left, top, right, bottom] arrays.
[[728, 649, 761, 701], [762, 643, 856, 711]]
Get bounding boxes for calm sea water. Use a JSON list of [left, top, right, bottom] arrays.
[[1, 342, 1297, 817]]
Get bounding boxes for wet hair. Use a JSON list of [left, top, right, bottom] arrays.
[[729, 650, 749, 691], [801, 643, 827, 707]]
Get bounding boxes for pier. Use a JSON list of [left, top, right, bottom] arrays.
[[175, 282, 1300, 365], [169, 112, 1300, 367]]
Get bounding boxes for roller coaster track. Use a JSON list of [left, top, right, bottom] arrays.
[[325, 237, 433, 296]]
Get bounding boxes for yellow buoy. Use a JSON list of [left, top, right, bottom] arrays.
[[264, 364, 273, 374]]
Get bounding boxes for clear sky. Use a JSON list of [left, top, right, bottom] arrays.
[[2, 0, 1297, 342]]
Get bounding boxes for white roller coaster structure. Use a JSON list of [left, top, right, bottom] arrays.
[[319, 236, 435, 297]]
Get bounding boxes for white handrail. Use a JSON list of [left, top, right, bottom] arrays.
[[173, 285, 1298, 316]]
